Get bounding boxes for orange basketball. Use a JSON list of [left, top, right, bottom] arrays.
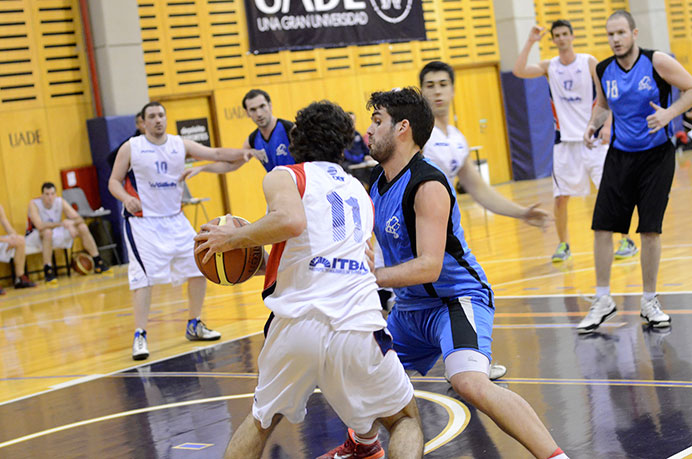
[[72, 252, 93, 275], [194, 215, 263, 285]]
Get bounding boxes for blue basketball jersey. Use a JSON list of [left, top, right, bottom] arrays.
[[369, 153, 493, 311], [597, 48, 672, 152], [249, 119, 295, 172]]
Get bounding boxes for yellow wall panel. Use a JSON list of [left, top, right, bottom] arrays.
[[44, 103, 93, 172], [0, 109, 60, 230], [322, 75, 370, 133], [138, 0, 503, 89], [534, 0, 629, 62], [666, 0, 692, 74], [29, 0, 92, 106], [0, 2, 43, 109], [453, 65, 510, 184]]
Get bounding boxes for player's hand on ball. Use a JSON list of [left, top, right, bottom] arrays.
[[195, 221, 236, 264]]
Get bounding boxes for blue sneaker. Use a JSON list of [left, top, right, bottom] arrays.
[[185, 318, 221, 341]]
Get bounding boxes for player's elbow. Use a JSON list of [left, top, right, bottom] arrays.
[[107, 179, 118, 195], [279, 211, 306, 238], [511, 66, 527, 78], [418, 257, 443, 284]]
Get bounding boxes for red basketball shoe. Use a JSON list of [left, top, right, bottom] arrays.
[[317, 429, 384, 459]]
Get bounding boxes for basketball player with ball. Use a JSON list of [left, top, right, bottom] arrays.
[[109, 101, 264, 361], [195, 101, 423, 459]]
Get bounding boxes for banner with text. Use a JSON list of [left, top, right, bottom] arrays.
[[243, 0, 426, 54]]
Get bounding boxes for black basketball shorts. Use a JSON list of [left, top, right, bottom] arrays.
[[592, 141, 675, 234]]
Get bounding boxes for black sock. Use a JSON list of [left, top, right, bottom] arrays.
[[93, 255, 102, 265]]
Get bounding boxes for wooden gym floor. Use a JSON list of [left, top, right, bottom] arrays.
[[2, 152, 692, 458]]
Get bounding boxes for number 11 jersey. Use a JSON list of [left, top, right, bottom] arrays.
[[262, 161, 385, 332]]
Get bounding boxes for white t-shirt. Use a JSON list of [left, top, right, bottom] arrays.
[[127, 134, 185, 217], [262, 161, 385, 332], [423, 125, 470, 183], [548, 53, 595, 142], [30, 197, 64, 224]]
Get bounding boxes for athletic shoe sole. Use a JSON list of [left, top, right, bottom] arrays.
[[577, 307, 617, 334], [614, 251, 639, 260], [641, 314, 671, 328], [185, 335, 221, 341]]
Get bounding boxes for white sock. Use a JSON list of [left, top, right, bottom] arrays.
[[595, 286, 610, 298], [643, 291, 656, 301], [353, 432, 377, 445]]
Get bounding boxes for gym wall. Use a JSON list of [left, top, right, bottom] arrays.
[[666, 0, 692, 74], [136, 0, 511, 224], [0, 0, 93, 278]]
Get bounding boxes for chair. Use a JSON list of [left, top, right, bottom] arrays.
[[181, 182, 210, 228], [62, 187, 121, 266]]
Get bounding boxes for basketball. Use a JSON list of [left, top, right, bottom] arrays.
[[72, 252, 93, 275], [194, 215, 263, 285]]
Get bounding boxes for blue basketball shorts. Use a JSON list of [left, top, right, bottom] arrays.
[[386, 296, 494, 376]]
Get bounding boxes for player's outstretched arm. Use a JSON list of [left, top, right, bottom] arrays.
[[647, 52, 692, 133], [374, 180, 448, 289], [183, 138, 265, 165], [457, 157, 550, 228], [195, 169, 306, 263], [512, 25, 550, 79], [178, 162, 236, 182]]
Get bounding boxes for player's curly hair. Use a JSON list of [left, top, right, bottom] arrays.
[[289, 101, 354, 163], [367, 87, 434, 150]]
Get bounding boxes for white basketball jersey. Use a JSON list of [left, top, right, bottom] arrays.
[[127, 134, 185, 217], [31, 197, 63, 224], [423, 125, 469, 183], [263, 161, 386, 332], [548, 53, 595, 141]]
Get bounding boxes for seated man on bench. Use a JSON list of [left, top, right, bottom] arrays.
[[27, 182, 110, 284]]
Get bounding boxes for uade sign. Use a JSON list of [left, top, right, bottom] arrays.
[[243, 0, 426, 54]]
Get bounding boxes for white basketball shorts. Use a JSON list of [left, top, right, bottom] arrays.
[[25, 228, 74, 253], [0, 241, 15, 263], [552, 140, 608, 197], [253, 311, 414, 433], [124, 212, 202, 290]]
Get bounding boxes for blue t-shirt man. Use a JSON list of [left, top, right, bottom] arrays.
[[248, 118, 295, 172], [597, 48, 672, 151]]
